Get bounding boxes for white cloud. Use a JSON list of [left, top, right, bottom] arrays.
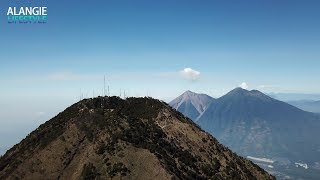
[[247, 156, 274, 163], [179, 68, 200, 81], [239, 82, 249, 89]]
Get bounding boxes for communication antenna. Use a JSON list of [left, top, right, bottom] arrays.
[[108, 86, 110, 96], [104, 75, 106, 96], [80, 88, 84, 100]]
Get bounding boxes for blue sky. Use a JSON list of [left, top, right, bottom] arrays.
[[1, 0, 320, 149]]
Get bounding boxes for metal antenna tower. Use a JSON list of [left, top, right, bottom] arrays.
[[104, 75, 106, 96]]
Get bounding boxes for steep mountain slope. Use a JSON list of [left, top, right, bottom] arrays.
[[0, 96, 273, 180], [169, 91, 215, 120], [197, 88, 320, 163]]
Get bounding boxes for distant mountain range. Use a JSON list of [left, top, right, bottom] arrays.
[[286, 100, 320, 113], [170, 88, 320, 179], [268, 93, 320, 113], [269, 92, 320, 101]]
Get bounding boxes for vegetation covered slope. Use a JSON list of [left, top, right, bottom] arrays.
[[0, 96, 274, 180]]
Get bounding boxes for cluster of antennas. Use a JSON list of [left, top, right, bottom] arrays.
[[79, 75, 127, 101]]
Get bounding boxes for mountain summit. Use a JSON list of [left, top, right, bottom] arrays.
[[223, 88, 273, 102], [0, 97, 273, 180], [169, 91, 215, 120]]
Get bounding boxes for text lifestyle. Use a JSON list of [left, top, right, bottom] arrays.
[[7, 7, 47, 23]]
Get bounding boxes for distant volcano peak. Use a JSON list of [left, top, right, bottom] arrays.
[[182, 90, 197, 97], [225, 88, 272, 100]]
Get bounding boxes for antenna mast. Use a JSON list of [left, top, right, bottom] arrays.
[[104, 75, 106, 96]]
